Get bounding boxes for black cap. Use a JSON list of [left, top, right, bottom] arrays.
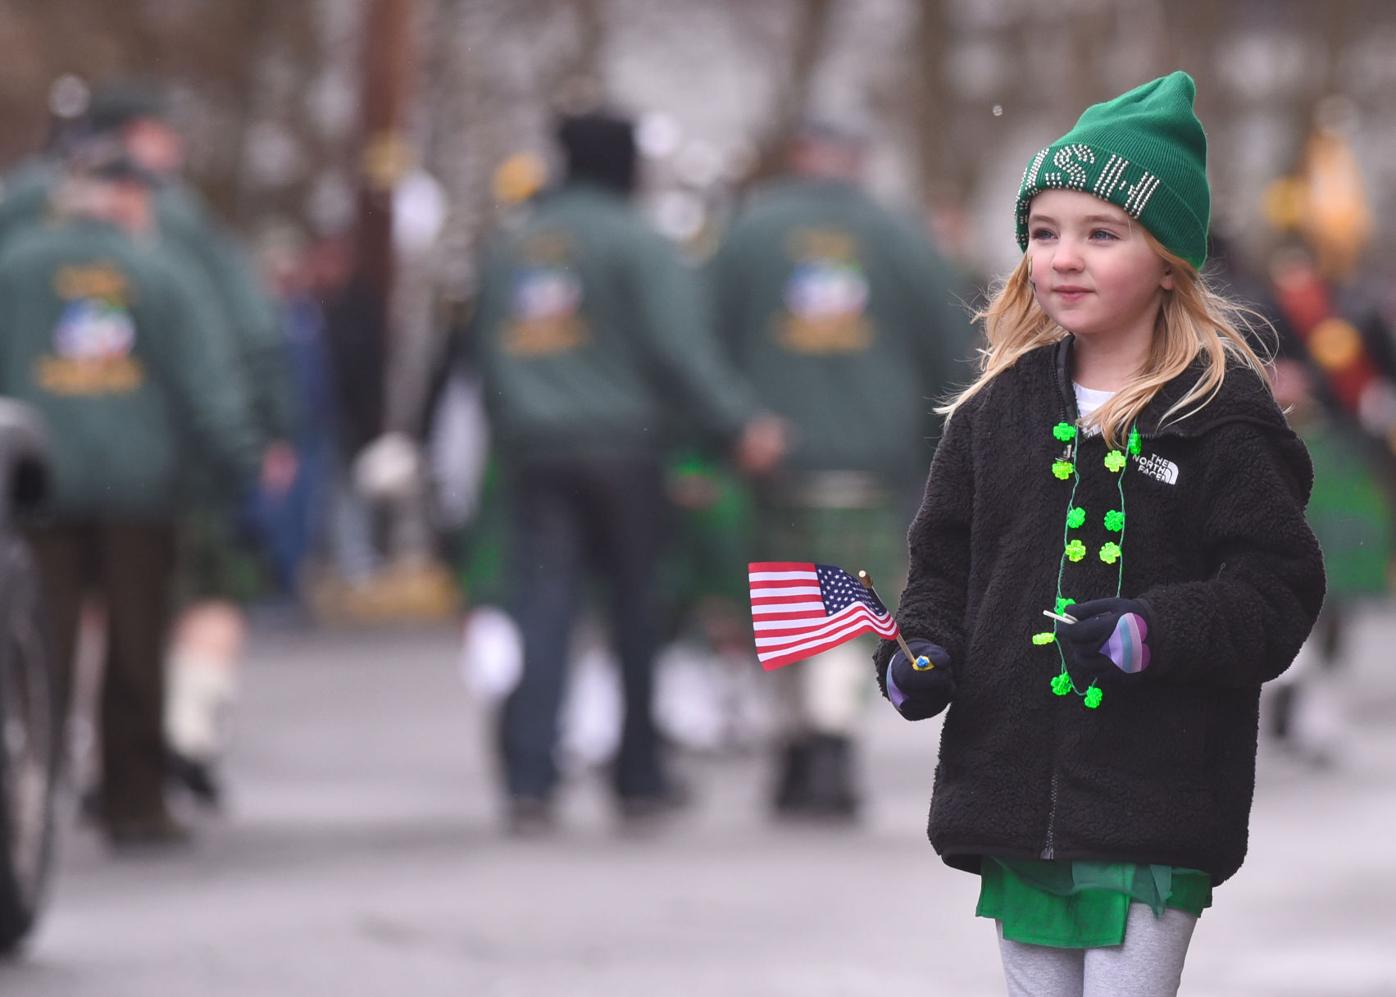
[[86, 81, 170, 135], [555, 110, 637, 194]]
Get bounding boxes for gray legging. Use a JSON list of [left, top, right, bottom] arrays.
[[997, 904, 1197, 997]]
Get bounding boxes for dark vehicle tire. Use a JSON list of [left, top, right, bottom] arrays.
[[0, 535, 57, 954], [0, 402, 54, 955]]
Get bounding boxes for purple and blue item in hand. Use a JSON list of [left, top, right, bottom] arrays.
[[886, 639, 954, 721], [1058, 598, 1153, 676]]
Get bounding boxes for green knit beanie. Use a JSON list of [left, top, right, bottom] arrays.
[[1015, 71, 1210, 269]]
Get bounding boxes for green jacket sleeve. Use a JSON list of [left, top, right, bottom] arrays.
[[207, 232, 295, 442], [623, 231, 756, 443], [704, 232, 746, 360], [156, 187, 293, 444], [145, 258, 263, 490]]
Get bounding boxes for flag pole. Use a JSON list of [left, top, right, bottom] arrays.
[[858, 569, 933, 670]]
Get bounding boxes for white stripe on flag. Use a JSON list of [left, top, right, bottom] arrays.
[[747, 571, 819, 582], [749, 586, 822, 598], [750, 601, 825, 615]]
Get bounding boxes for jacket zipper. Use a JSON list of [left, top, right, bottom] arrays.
[[1041, 771, 1059, 860], [1043, 344, 1067, 864]]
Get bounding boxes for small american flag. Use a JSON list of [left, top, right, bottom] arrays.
[[748, 562, 900, 670]]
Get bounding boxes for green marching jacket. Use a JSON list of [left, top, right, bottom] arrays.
[[707, 177, 973, 483], [0, 166, 292, 448], [0, 218, 261, 519], [470, 183, 756, 464]]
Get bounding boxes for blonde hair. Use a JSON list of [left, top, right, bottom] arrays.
[[939, 231, 1274, 448]]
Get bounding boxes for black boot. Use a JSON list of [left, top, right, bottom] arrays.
[[166, 749, 224, 810], [772, 736, 813, 815], [802, 733, 861, 820], [1268, 684, 1295, 741]]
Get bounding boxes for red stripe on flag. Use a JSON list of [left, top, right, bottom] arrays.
[[747, 561, 816, 573]]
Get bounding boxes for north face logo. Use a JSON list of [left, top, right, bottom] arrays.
[[1133, 452, 1179, 485]]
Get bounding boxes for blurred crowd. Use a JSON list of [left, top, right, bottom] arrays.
[[0, 75, 1393, 849]]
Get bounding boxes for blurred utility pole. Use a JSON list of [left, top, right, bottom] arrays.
[[357, 0, 443, 579], [357, 0, 415, 381]]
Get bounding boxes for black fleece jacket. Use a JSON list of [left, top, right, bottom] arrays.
[[874, 337, 1325, 886]]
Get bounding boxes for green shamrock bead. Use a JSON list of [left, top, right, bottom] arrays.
[[1128, 426, 1142, 456], [1065, 539, 1087, 562], [1084, 686, 1104, 709], [1104, 509, 1125, 532], [1052, 460, 1075, 480], [1104, 450, 1127, 473], [1055, 596, 1077, 613], [1032, 632, 1056, 646], [1066, 507, 1086, 529], [1053, 422, 1077, 442], [1099, 541, 1122, 564], [1051, 673, 1073, 696]]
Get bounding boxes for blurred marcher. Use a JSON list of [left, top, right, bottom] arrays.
[[422, 152, 546, 565], [248, 232, 338, 597], [80, 83, 295, 807], [468, 109, 784, 833], [1264, 243, 1396, 766], [0, 82, 294, 805], [0, 145, 262, 845], [315, 236, 388, 587], [708, 120, 972, 820], [652, 452, 774, 753]]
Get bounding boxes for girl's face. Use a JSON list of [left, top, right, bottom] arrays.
[[1025, 189, 1174, 340]]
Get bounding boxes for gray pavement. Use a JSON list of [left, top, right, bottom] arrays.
[[3, 605, 1396, 996]]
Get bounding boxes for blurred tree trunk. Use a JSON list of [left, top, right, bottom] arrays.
[[544, 0, 607, 108], [744, 0, 835, 185], [220, 0, 279, 220], [911, 0, 951, 207]]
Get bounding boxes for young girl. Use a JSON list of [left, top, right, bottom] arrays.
[[875, 72, 1325, 996]]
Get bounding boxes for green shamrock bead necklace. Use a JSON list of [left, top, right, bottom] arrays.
[[1031, 420, 1142, 709]]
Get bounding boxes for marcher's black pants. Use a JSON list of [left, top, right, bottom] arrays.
[[500, 456, 667, 802], [27, 521, 176, 826]]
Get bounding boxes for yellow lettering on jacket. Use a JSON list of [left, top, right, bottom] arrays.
[[777, 314, 872, 354], [35, 356, 145, 395], [521, 233, 573, 265], [53, 264, 131, 304], [502, 316, 590, 357], [787, 229, 858, 260]]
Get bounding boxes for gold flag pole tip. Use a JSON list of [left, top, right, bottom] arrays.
[[857, 568, 933, 671]]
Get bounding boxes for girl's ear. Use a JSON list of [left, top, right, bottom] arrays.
[[1160, 263, 1175, 292]]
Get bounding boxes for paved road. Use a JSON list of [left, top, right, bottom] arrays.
[[3, 606, 1396, 996]]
